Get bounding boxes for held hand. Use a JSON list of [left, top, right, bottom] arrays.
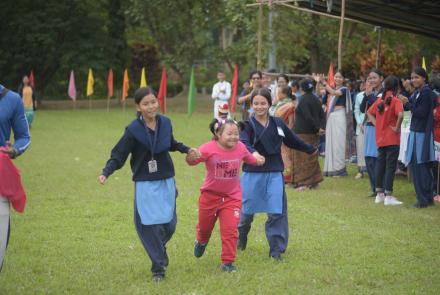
[[186, 148, 201, 162], [398, 94, 409, 104], [0, 141, 18, 158], [390, 125, 400, 133], [364, 82, 373, 95], [318, 128, 325, 136], [98, 175, 107, 185], [360, 124, 365, 134], [255, 155, 265, 166]]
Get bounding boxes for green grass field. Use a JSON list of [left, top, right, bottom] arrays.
[[1, 107, 439, 294]]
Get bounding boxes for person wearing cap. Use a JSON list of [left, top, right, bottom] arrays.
[[212, 71, 231, 119], [218, 103, 230, 120]]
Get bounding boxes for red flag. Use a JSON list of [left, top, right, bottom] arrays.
[[29, 70, 35, 88], [107, 69, 114, 98], [230, 64, 239, 113], [157, 67, 167, 113], [327, 63, 335, 88]]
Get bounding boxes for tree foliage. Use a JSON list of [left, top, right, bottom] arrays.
[[1, 0, 439, 99]]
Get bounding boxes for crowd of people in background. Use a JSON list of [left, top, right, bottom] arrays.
[[232, 67, 440, 210]]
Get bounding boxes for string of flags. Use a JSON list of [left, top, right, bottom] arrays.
[[29, 55, 432, 114]]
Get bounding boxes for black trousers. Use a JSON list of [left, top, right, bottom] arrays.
[[375, 145, 400, 195], [365, 156, 377, 194]]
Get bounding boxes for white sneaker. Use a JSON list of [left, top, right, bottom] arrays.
[[375, 193, 385, 203], [384, 196, 403, 206]]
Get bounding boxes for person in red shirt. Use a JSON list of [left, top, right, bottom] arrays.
[[186, 119, 264, 272], [367, 76, 404, 205], [431, 78, 440, 200]]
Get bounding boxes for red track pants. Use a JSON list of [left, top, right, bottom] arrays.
[[196, 191, 241, 264]]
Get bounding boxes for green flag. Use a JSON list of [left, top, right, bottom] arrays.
[[187, 67, 196, 117]]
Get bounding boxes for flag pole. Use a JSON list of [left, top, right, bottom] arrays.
[[337, 0, 346, 70], [107, 96, 110, 112]]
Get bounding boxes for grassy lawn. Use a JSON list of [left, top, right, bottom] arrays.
[[0, 106, 439, 294]]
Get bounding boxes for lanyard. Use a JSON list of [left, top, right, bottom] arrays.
[[249, 114, 269, 147], [142, 116, 158, 160]]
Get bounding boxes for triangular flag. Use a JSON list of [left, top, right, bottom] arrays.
[[122, 69, 129, 100], [187, 67, 196, 117], [230, 64, 239, 113], [327, 63, 335, 88], [157, 67, 167, 113], [68, 70, 76, 100], [87, 68, 94, 97], [140, 67, 147, 88], [422, 56, 427, 70], [107, 69, 114, 98], [29, 70, 35, 88]]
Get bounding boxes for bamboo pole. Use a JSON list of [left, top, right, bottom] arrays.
[[337, 0, 346, 70], [375, 26, 382, 68], [257, 1, 263, 70]]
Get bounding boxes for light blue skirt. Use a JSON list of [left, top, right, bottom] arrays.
[[405, 131, 435, 164], [241, 172, 284, 214], [135, 178, 176, 225], [364, 125, 378, 158]]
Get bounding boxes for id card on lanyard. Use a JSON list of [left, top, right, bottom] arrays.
[[144, 117, 159, 173]]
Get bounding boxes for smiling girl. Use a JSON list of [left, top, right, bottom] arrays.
[[99, 87, 199, 281], [237, 88, 317, 260], [186, 119, 264, 273]]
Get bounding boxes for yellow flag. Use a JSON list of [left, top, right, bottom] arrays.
[[87, 68, 94, 96], [422, 56, 427, 70], [140, 67, 147, 88]]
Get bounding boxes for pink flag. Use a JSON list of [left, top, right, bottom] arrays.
[[68, 70, 76, 100], [230, 64, 239, 113]]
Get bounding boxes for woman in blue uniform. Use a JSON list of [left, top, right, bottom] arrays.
[[99, 87, 199, 281], [400, 67, 436, 208], [237, 88, 317, 260], [360, 69, 384, 198]]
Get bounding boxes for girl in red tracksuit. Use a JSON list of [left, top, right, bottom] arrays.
[[186, 118, 264, 272]]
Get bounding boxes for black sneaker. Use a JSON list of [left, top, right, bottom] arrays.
[[194, 241, 207, 258], [412, 202, 428, 208], [152, 273, 165, 282], [220, 263, 237, 273], [237, 235, 247, 251], [270, 254, 282, 261]]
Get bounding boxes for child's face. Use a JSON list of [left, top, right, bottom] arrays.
[[218, 113, 228, 119], [136, 94, 159, 120], [217, 123, 239, 149]]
